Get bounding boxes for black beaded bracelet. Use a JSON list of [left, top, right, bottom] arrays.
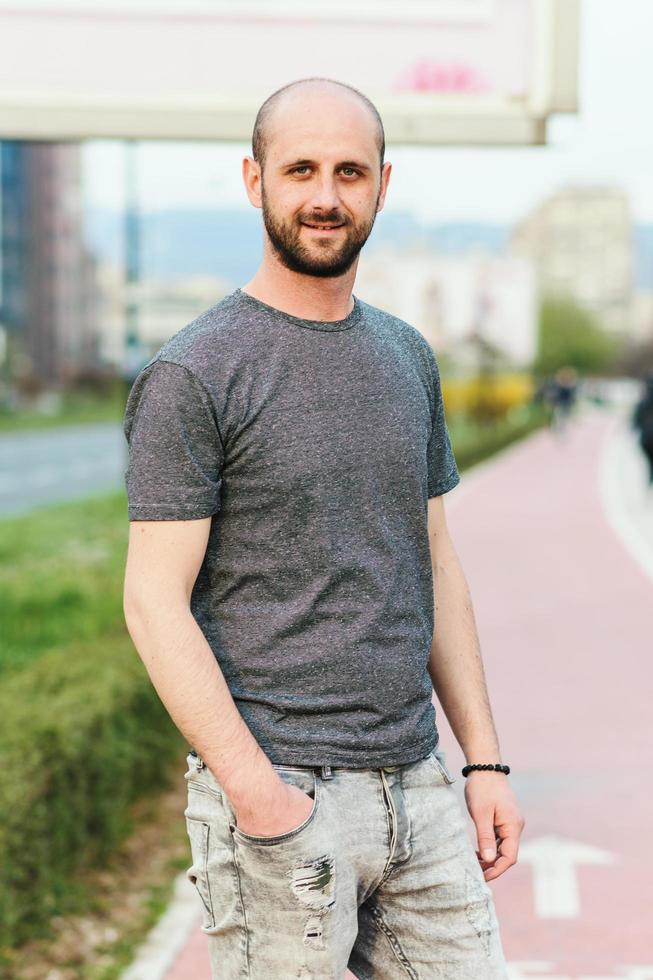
[[462, 763, 510, 777]]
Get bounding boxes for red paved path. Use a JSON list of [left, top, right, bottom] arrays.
[[165, 409, 652, 979]]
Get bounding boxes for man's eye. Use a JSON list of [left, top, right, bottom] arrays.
[[341, 168, 360, 177], [290, 166, 310, 175]]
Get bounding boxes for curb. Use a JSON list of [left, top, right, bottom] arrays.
[[120, 873, 200, 980]]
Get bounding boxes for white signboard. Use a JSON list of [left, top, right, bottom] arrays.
[[0, 0, 578, 144]]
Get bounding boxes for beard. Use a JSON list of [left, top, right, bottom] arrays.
[[261, 181, 381, 278]]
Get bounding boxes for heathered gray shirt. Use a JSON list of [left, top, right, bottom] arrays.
[[123, 287, 460, 767]]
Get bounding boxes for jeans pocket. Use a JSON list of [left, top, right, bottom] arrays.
[[231, 767, 320, 847], [430, 747, 458, 784], [185, 817, 216, 929]]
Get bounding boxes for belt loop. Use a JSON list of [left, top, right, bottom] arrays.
[[320, 764, 333, 779]]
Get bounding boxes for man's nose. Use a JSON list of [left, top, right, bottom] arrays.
[[309, 175, 341, 211]]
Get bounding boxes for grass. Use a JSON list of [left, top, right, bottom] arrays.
[[0, 388, 127, 433], [0, 492, 129, 676]]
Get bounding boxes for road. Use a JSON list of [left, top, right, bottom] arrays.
[[0, 421, 126, 519]]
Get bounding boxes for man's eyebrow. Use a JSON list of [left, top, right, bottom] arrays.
[[280, 158, 371, 172], [340, 160, 372, 172]]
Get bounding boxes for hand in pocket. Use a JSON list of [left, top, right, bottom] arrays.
[[233, 780, 315, 838]]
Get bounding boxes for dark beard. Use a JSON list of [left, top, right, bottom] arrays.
[[261, 183, 380, 278]]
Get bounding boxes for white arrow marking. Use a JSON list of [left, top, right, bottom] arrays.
[[519, 835, 616, 918]]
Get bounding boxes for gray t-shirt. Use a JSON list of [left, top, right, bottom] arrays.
[[123, 287, 460, 767]]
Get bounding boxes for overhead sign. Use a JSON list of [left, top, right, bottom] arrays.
[[0, 0, 578, 144]]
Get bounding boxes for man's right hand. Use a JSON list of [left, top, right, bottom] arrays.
[[232, 780, 315, 838]]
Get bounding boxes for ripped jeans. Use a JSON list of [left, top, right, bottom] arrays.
[[183, 746, 508, 979]]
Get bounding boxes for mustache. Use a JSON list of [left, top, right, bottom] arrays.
[[300, 213, 348, 226]]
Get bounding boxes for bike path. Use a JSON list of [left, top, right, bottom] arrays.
[[440, 408, 652, 978]]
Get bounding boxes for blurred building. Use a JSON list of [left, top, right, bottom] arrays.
[[95, 263, 233, 367], [631, 291, 653, 342], [0, 140, 100, 386], [356, 245, 537, 370], [509, 186, 634, 334]]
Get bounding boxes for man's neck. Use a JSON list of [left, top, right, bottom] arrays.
[[242, 257, 358, 322]]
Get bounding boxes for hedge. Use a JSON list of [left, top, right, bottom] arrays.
[[0, 634, 184, 951], [450, 404, 550, 472]]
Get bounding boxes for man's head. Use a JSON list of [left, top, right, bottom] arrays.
[[243, 77, 391, 279], [252, 77, 385, 174]]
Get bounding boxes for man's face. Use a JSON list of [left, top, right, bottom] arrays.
[[254, 92, 391, 278]]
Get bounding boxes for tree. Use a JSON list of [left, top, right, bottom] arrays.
[[534, 294, 621, 377]]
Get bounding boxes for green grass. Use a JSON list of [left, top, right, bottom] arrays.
[[0, 492, 129, 676], [0, 389, 127, 433]]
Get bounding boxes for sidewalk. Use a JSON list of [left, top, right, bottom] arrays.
[[124, 406, 653, 980]]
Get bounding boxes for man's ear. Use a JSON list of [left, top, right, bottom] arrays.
[[242, 156, 263, 209], [376, 161, 392, 212]]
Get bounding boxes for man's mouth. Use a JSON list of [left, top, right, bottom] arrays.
[[301, 222, 345, 231]]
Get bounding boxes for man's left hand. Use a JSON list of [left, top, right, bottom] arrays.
[[464, 772, 525, 881]]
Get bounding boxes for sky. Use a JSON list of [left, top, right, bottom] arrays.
[[82, 0, 653, 225]]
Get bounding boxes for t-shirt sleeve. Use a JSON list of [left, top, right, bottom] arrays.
[[122, 358, 224, 521], [424, 347, 460, 498]]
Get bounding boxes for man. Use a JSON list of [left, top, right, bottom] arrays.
[[123, 77, 524, 978]]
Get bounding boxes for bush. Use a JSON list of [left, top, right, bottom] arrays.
[[0, 635, 183, 951], [449, 403, 549, 471], [442, 373, 535, 423]]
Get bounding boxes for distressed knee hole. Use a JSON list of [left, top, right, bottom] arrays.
[[285, 853, 336, 950], [287, 853, 336, 912]]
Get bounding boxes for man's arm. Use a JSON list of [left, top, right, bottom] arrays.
[[426, 495, 501, 762], [426, 494, 525, 880], [123, 518, 313, 835]]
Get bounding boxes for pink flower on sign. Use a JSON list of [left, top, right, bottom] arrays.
[[395, 60, 490, 94]]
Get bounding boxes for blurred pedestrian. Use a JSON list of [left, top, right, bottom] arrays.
[[632, 374, 653, 485], [550, 366, 579, 433]]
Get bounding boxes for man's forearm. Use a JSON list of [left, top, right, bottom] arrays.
[[124, 598, 284, 817], [427, 536, 502, 763]]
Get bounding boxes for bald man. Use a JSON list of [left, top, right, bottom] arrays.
[[123, 77, 523, 978]]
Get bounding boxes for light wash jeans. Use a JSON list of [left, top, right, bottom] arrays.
[[183, 746, 508, 978]]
